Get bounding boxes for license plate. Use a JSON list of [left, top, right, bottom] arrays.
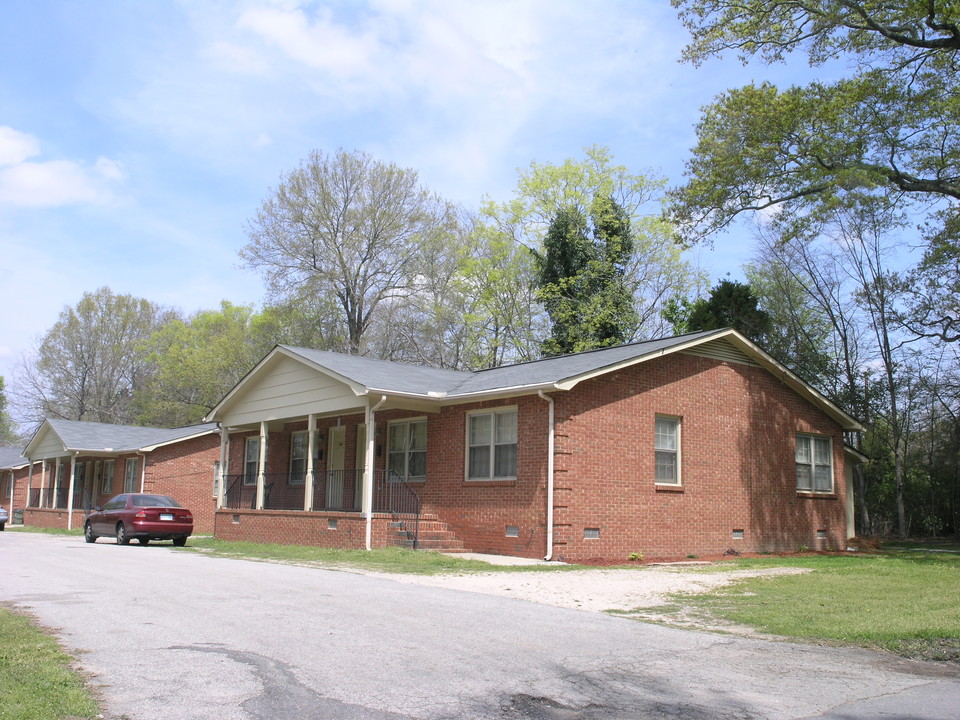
[[160, 513, 174, 521]]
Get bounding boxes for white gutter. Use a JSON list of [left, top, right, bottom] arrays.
[[538, 390, 555, 561], [364, 395, 388, 551]]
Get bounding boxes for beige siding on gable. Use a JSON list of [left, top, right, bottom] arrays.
[[218, 355, 364, 426], [27, 427, 69, 460]]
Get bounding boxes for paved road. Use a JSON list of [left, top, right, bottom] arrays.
[[1, 533, 958, 719]]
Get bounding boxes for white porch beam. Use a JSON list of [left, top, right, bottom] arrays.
[[216, 427, 229, 509], [66, 454, 77, 530], [256, 421, 268, 510], [364, 395, 387, 551], [304, 414, 316, 512]]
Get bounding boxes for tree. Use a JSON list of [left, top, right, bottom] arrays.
[[13, 287, 175, 426], [482, 145, 702, 343], [534, 198, 638, 355], [668, 1, 960, 248], [0, 377, 19, 445], [136, 302, 266, 427], [684, 279, 772, 346], [241, 148, 460, 355]]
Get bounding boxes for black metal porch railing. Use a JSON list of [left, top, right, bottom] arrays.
[[27, 487, 90, 511], [376, 470, 421, 549], [220, 469, 421, 547]]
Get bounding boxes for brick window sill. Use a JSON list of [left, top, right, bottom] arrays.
[[463, 479, 518, 487], [796, 491, 838, 499], [655, 483, 684, 493]]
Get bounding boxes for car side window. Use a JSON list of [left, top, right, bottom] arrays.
[[104, 495, 126, 511]]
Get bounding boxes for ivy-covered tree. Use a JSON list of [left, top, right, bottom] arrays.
[[534, 197, 638, 356]]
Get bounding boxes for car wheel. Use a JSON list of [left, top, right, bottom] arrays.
[[0, 523, 5, 531], [137, 537, 149, 546], [84, 522, 96, 543], [116, 523, 130, 545], [172, 536, 187, 547]]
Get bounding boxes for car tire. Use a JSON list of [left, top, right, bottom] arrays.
[[137, 537, 149, 546], [0, 523, 5, 531], [116, 523, 130, 545], [84, 522, 96, 543], [172, 536, 187, 547]]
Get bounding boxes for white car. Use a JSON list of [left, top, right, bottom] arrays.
[[0, 505, 7, 531]]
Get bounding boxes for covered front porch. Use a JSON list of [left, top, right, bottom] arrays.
[[208, 347, 445, 550]]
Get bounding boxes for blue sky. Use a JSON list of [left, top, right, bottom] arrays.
[[0, 0, 818, 383]]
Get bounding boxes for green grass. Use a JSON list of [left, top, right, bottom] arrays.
[[0, 607, 100, 720], [183, 536, 586, 575], [653, 550, 960, 660], [8, 525, 83, 536]]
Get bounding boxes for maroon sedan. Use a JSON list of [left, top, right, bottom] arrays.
[[85, 493, 193, 547]]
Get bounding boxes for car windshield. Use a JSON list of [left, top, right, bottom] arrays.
[[132, 495, 181, 508]]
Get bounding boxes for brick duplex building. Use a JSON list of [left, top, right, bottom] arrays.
[[207, 328, 862, 563], [20, 420, 220, 533]]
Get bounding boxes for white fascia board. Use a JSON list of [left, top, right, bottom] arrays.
[[553, 328, 863, 432], [552, 331, 735, 391], [137, 427, 219, 453]]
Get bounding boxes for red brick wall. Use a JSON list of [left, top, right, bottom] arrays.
[[550, 353, 848, 562], [214, 509, 399, 549], [144, 434, 221, 533], [1, 464, 32, 516], [212, 352, 848, 562]]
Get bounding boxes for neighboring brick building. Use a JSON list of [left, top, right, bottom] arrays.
[[206, 329, 863, 563], [21, 420, 220, 533], [1, 447, 31, 526]]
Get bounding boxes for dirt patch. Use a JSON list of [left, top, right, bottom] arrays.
[[372, 564, 810, 615]]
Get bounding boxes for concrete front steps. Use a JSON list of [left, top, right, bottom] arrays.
[[393, 513, 465, 552]]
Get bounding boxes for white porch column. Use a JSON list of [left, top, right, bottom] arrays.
[[26, 461, 34, 509], [256, 422, 268, 510], [216, 427, 229, 509], [66, 454, 77, 530], [304, 414, 316, 512], [364, 395, 387, 551], [40, 460, 47, 508]]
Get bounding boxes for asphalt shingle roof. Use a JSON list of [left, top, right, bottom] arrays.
[[43, 419, 218, 453], [281, 330, 722, 397], [0, 446, 27, 469]]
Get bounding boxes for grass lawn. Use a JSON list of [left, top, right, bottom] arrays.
[[653, 545, 960, 661], [183, 536, 584, 575], [0, 607, 100, 720]]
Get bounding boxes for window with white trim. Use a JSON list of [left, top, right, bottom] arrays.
[[123, 458, 139, 493], [467, 408, 518, 480], [388, 419, 427, 481], [289, 431, 320, 485], [244, 437, 260, 486], [102, 460, 114, 494], [654, 416, 680, 485], [796, 434, 833, 492]]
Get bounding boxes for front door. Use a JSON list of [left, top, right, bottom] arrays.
[[326, 426, 345, 509]]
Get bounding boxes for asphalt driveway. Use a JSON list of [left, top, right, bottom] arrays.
[[1, 532, 958, 719]]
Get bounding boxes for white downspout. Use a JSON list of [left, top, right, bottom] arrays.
[[364, 395, 388, 551], [138, 452, 147, 493], [538, 390, 555, 561]]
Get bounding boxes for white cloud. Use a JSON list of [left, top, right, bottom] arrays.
[[0, 126, 124, 207], [0, 126, 40, 166], [0, 156, 125, 207]]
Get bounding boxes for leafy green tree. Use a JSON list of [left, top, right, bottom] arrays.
[[14, 287, 175, 426], [534, 198, 638, 355], [483, 145, 701, 342], [668, 1, 960, 249], [241, 148, 460, 355], [137, 302, 264, 427], [0, 377, 19, 445]]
